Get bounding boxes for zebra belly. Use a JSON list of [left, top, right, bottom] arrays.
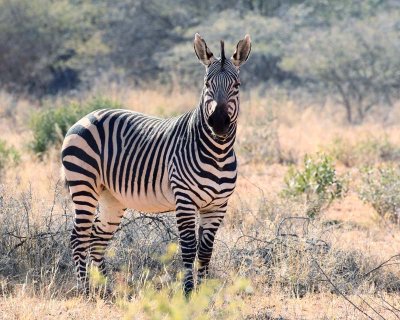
[[108, 183, 176, 213]]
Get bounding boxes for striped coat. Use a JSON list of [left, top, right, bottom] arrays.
[[61, 33, 251, 295]]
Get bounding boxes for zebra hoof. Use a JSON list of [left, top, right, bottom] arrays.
[[183, 281, 194, 299]]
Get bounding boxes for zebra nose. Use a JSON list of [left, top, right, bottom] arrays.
[[207, 109, 230, 135], [223, 115, 230, 126]]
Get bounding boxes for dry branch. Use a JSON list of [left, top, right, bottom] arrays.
[[313, 259, 375, 320]]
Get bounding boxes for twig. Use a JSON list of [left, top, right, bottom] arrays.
[[313, 259, 375, 320], [365, 295, 398, 320], [233, 234, 273, 246], [276, 216, 310, 237], [48, 179, 60, 228], [5, 231, 63, 240], [363, 254, 400, 279], [7, 239, 27, 256], [378, 294, 400, 318], [357, 295, 387, 320], [120, 212, 176, 237]]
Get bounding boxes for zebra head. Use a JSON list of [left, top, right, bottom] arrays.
[[194, 33, 251, 138]]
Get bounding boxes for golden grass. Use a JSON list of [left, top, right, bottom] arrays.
[[1, 289, 399, 319], [0, 294, 120, 320], [242, 292, 400, 319]]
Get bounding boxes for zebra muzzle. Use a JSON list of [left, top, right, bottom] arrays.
[[207, 107, 230, 136]]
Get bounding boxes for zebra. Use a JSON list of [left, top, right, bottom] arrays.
[[61, 33, 251, 295]]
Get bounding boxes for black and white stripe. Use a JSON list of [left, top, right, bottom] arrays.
[[61, 34, 251, 295]]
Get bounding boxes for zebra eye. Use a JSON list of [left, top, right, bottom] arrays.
[[233, 82, 241, 89], [205, 82, 211, 89]]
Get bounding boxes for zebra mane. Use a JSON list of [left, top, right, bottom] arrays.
[[220, 40, 225, 68]]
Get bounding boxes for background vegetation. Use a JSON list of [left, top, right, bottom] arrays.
[[0, 0, 400, 319], [0, 0, 399, 123]]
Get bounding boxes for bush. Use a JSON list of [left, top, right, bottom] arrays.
[[328, 136, 400, 167], [0, 139, 20, 175], [358, 165, 400, 222], [281, 154, 346, 218], [29, 97, 122, 154], [120, 243, 252, 320]]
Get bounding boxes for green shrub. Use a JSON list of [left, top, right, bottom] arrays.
[[328, 136, 400, 167], [0, 139, 20, 174], [29, 97, 122, 154], [281, 154, 346, 218], [117, 243, 252, 320], [358, 165, 400, 222], [119, 276, 251, 320]]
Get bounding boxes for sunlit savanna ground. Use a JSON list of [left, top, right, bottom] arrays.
[[0, 87, 399, 319]]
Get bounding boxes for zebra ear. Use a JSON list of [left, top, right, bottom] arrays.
[[194, 33, 215, 67], [231, 35, 251, 67]]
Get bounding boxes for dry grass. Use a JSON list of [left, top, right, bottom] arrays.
[[0, 295, 120, 320], [243, 292, 400, 319], [1, 88, 400, 319]]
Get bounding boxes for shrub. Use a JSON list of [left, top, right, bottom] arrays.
[[0, 139, 20, 174], [328, 136, 400, 167], [121, 271, 251, 320], [358, 165, 400, 222], [29, 97, 122, 154], [281, 154, 346, 218]]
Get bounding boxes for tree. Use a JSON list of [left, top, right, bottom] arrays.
[[0, 0, 105, 96], [281, 12, 400, 123]]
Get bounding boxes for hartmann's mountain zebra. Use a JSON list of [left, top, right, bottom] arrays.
[[61, 33, 251, 295]]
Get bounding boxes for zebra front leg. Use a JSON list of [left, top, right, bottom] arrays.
[[175, 201, 197, 296], [197, 205, 226, 286]]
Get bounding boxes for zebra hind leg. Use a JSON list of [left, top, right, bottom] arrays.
[[197, 207, 226, 286], [69, 184, 99, 294], [89, 190, 125, 286]]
